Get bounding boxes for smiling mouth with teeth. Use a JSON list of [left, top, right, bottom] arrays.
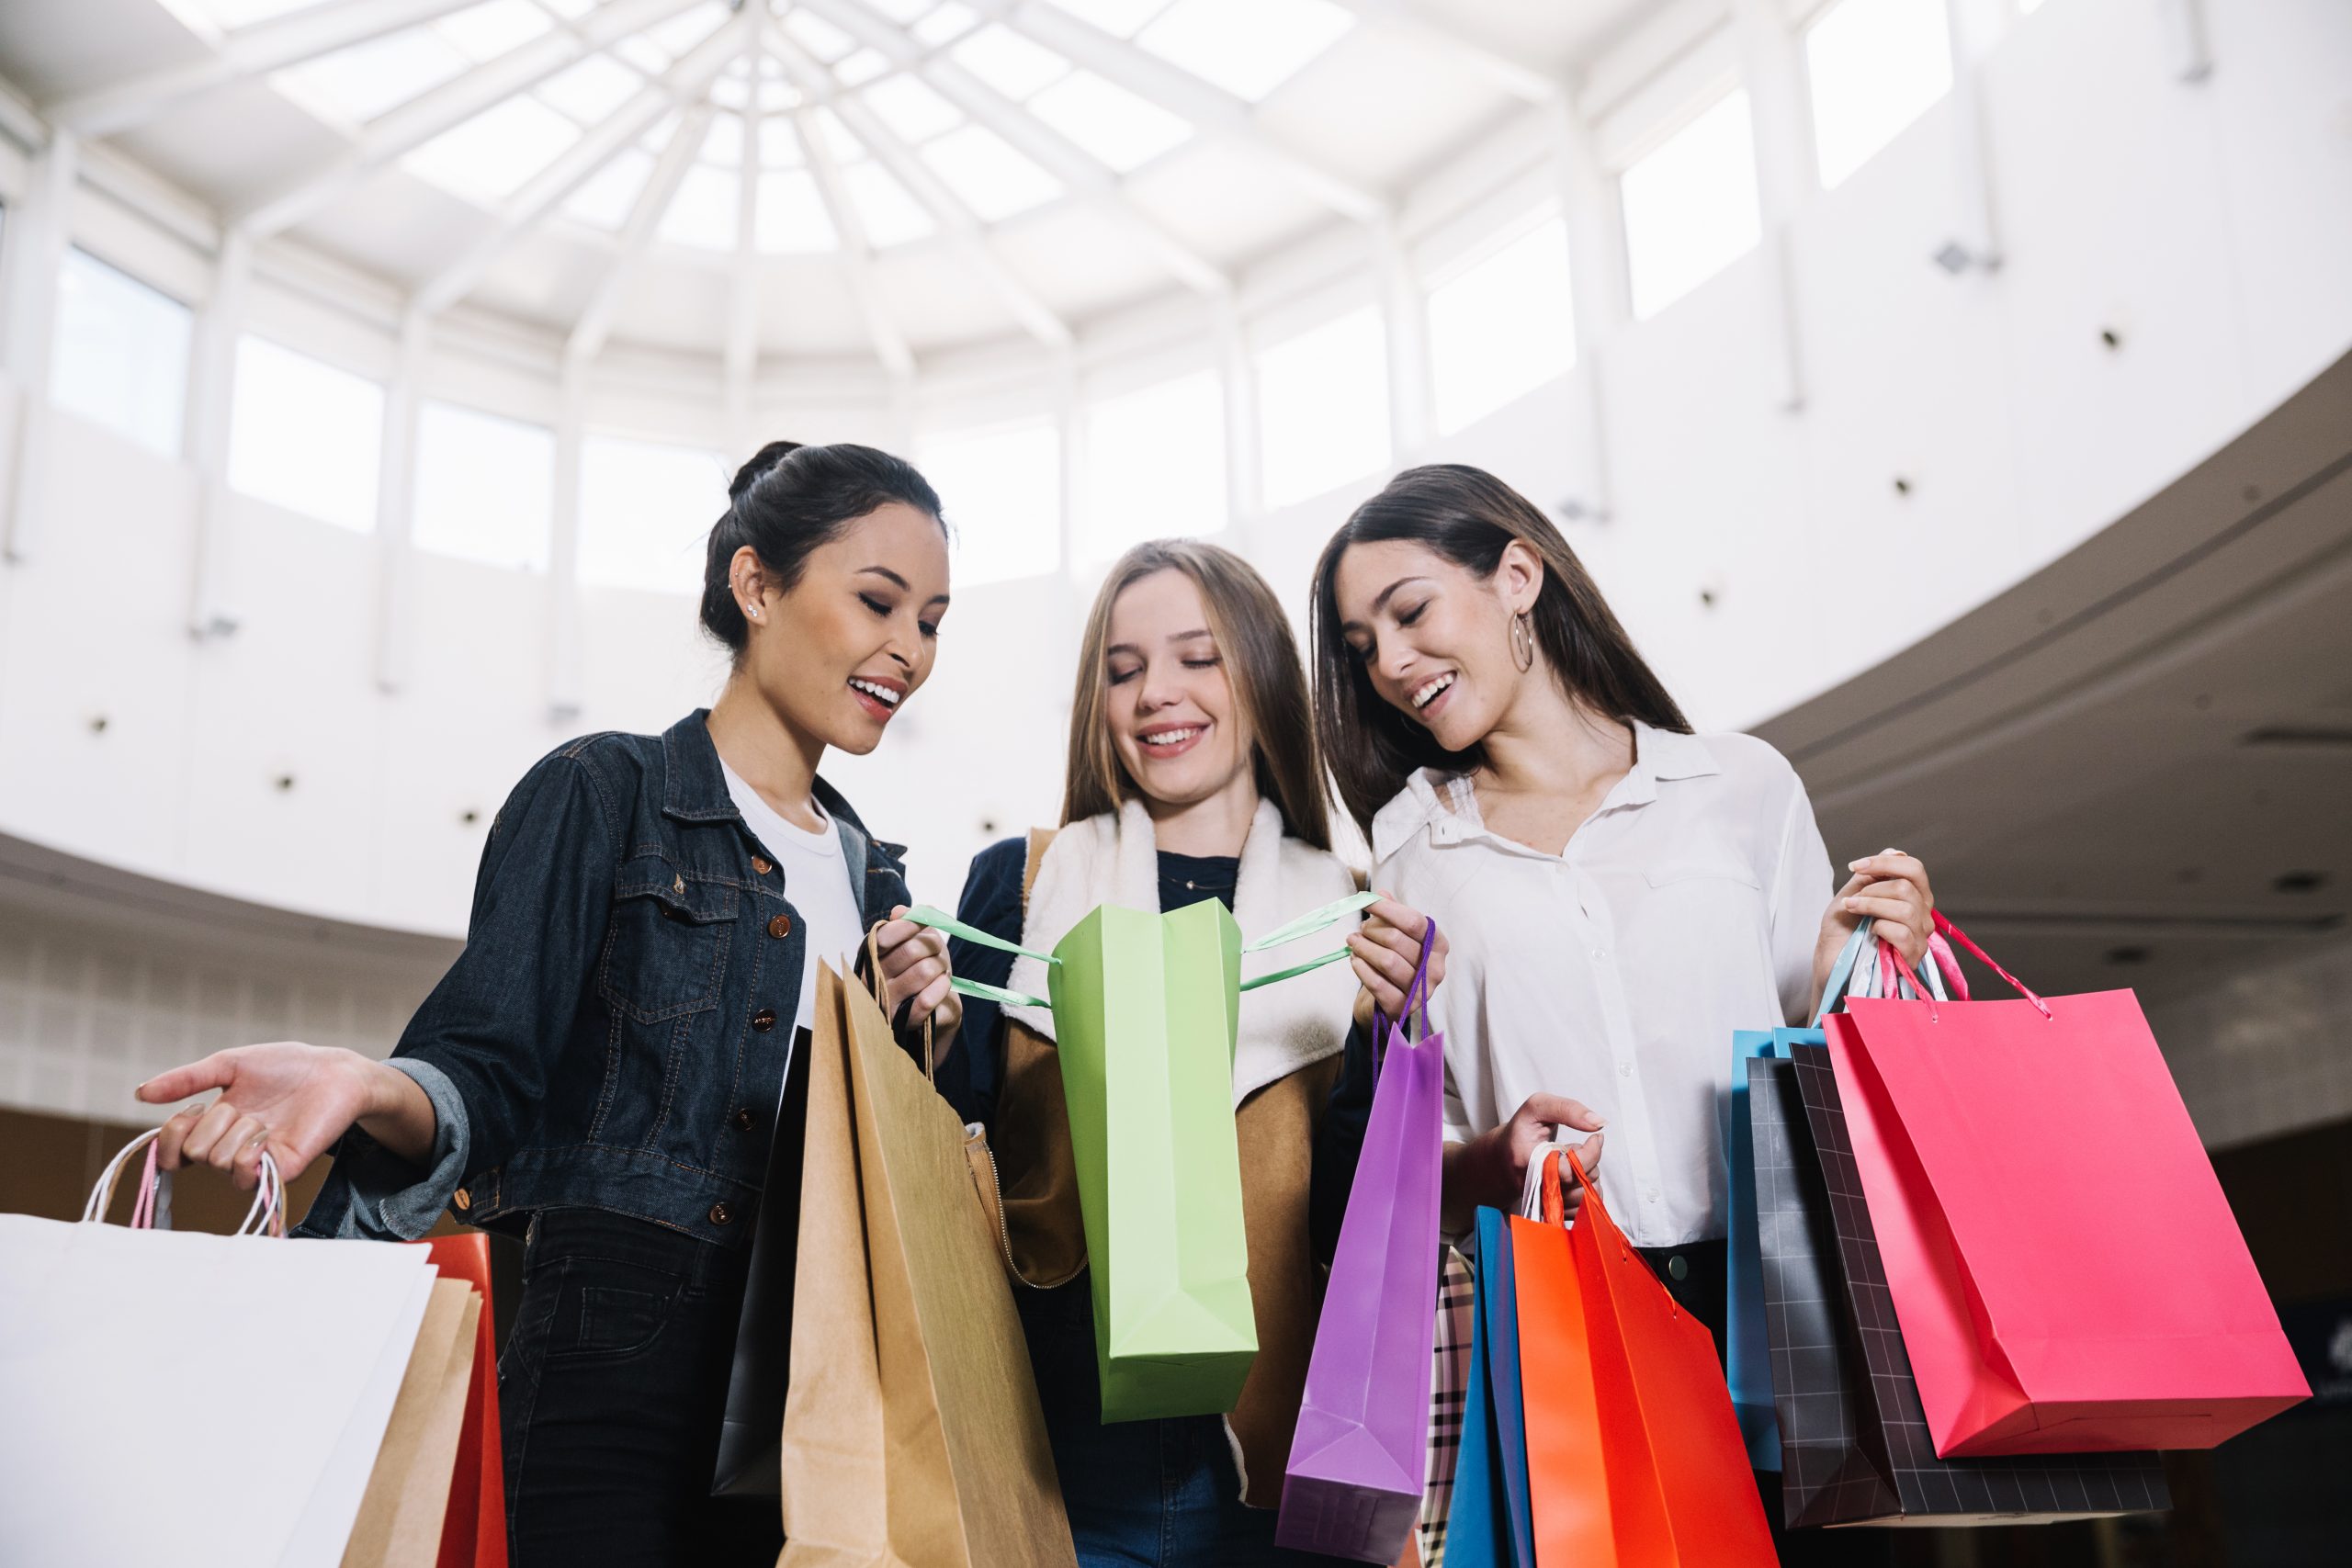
[[1138, 724, 1205, 750], [849, 677, 902, 710], [1410, 673, 1456, 711]]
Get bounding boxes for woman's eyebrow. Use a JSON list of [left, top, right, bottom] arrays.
[[857, 565, 947, 606], [1369, 576, 1430, 615]]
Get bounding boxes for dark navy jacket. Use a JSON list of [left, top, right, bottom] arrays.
[[299, 710, 913, 1249]]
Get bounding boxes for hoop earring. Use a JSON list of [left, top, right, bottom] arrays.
[[1510, 611, 1535, 672]]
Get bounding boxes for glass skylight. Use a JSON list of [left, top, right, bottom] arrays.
[[271, 29, 470, 127], [658, 163, 741, 251], [537, 53, 645, 126], [1046, 0, 1167, 37], [1257, 307, 1389, 510], [227, 336, 384, 534], [954, 27, 1072, 101], [865, 75, 965, 144], [921, 127, 1059, 221], [1136, 0, 1352, 103], [782, 9, 859, 63], [844, 161, 936, 246], [435, 1, 553, 64], [1621, 89, 1763, 320], [413, 400, 554, 572], [1429, 213, 1577, 434], [1805, 0, 1955, 189], [403, 94, 581, 204], [757, 171, 839, 253], [1027, 72, 1188, 172], [913, 5, 980, 47], [562, 147, 654, 230]]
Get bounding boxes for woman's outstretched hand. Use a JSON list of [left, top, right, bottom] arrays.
[[134, 1043, 426, 1189], [1348, 893, 1448, 1025]]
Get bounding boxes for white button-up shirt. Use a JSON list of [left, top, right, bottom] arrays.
[[1370, 723, 1832, 1247]]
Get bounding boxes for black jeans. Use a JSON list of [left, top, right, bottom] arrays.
[[498, 1208, 778, 1568]]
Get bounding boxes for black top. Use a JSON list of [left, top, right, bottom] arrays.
[[941, 835, 1376, 1261]]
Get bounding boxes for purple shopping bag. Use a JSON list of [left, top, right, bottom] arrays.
[[1276, 925, 1445, 1562]]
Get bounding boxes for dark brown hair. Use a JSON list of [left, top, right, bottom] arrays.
[[1309, 464, 1689, 833], [1064, 539, 1332, 852]]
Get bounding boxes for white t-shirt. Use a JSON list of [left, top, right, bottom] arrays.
[[1368, 722, 1831, 1248], [720, 761, 867, 1032]]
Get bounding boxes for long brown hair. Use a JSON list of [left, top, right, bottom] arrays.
[[1064, 538, 1332, 852], [1309, 464, 1690, 833]]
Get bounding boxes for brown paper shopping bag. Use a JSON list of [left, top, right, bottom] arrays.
[[780, 960, 1076, 1567], [343, 1278, 481, 1568]]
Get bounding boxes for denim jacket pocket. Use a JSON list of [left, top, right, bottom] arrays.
[[597, 868, 741, 1023]]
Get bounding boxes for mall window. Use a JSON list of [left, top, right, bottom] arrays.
[[1081, 370, 1226, 563], [1428, 212, 1576, 435], [919, 419, 1063, 586], [412, 400, 555, 571], [226, 336, 385, 532], [49, 248, 193, 459], [1804, 0, 1955, 189], [578, 434, 729, 592], [1257, 307, 1388, 512], [1620, 88, 1762, 321]]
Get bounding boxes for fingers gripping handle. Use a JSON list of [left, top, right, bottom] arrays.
[[865, 921, 938, 1084], [83, 1128, 285, 1236], [1372, 918, 1439, 1073]]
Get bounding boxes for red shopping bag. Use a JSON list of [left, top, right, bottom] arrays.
[[426, 1234, 508, 1568], [1511, 1148, 1774, 1565], [1825, 914, 2308, 1457]]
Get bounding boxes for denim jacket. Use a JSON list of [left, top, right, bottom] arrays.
[[297, 710, 914, 1250]]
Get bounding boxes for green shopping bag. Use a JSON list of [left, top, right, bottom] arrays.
[[909, 891, 1370, 1421]]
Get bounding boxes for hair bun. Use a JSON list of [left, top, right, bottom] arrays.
[[729, 440, 804, 502]]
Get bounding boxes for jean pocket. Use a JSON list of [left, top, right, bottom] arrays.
[[546, 1258, 684, 1360]]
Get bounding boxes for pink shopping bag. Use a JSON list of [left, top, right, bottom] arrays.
[[1276, 925, 1445, 1563], [1824, 913, 2307, 1456]]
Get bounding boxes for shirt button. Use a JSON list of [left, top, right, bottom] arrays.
[[767, 913, 793, 939], [452, 1187, 470, 1212], [708, 1201, 735, 1226], [730, 1107, 753, 1133], [1618, 1062, 1633, 1077], [751, 856, 773, 875], [751, 1008, 777, 1032]]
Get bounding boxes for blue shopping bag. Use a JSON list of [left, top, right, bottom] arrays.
[[1444, 1208, 1533, 1568], [1724, 1027, 1783, 1471]]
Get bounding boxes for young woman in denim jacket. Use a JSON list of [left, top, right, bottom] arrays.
[[138, 442, 964, 1564]]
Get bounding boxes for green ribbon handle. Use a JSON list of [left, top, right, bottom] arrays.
[[912, 888, 1378, 1011]]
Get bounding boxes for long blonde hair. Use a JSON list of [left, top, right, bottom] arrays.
[[1063, 539, 1332, 852]]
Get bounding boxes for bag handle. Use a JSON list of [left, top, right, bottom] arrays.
[[84, 1128, 285, 1237], [904, 889, 1382, 1012], [865, 921, 939, 1083], [1371, 917, 1439, 1074], [1933, 910, 2049, 1017]]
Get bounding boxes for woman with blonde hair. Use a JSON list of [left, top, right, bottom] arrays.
[[944, 538, 1442, 1565]]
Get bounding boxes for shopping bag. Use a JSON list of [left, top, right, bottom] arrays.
[[1442, 1208, 1532, 1568], [1278, 924, 1447, 1562], [0, 1131, 442, 1568], [1825, 913, 2308, 1455], [1724, 1027, 1784, 1471], [1767, 1052, 2172, 1525], [1413, 1246, 1476, 1568], [1508, 1152, 1612, 1562], [425, 1234, 508, 1568], [911, 889, 1374, 1423], [344, 1277, 480, 1568], [778, 958, 1077, 1567]]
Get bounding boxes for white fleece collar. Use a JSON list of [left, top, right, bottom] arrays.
[[1004, 797, 1360, 1105]]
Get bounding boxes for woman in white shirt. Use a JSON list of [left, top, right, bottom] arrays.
[[1306, 463, 1936, 1339]]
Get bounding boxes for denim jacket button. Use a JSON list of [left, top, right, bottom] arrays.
[[729, 1107, 754, 1133], [708, 1201, 734, 1225], [766, 913, 793, 939], [452, 1187, 470, 1212], [751, 1008, 777, 1032], [751, 855, 774, 875]]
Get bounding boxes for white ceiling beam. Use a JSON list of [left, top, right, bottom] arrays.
[[412, 14, 745, 318], [566, 103, 715, 367], [234, 0, 704, 239], [769, 28, 1071, 351], [49, 0, 487, 138], [726, 44, 768, 454], [969, 0, 1387, 222], [788, 100, 916, 382], [795, 0, 1228, 296], [1324, 1, 1563, 104]]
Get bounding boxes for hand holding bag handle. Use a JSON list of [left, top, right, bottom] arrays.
[[83, 1126, 287, 1237], [863, 920, 939, 1081], [1371, 916, 1440, 1076]]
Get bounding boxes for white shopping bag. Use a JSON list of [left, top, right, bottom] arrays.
[[0, 1132, 442, 1568]]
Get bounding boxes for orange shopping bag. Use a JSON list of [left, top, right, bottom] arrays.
[[1510, 1148, 1773, 1565], [426, 1234, 508, 1568]]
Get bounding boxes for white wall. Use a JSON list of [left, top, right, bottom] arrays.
[[0, 0, 2348, 934]]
